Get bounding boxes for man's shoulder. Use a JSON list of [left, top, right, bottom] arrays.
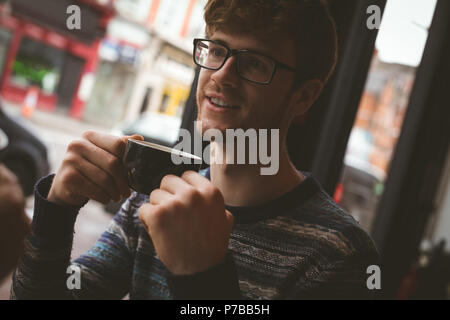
[[263, 189, 379, 262]]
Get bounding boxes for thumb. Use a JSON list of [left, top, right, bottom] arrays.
[[122, 134, 144, 144]]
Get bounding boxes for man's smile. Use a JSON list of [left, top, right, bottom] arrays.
[[204, 93, 242, 114]]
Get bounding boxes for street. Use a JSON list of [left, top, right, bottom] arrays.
[[0, 103, 117, 299]]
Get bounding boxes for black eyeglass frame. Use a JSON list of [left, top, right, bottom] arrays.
[[193, 38, 308, 85]]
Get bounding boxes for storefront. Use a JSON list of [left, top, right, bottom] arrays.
[[0, 0, 114, 118], [83, 32, 146, 127], [148, 42, 195, 117], [119, 39, 195, 144]]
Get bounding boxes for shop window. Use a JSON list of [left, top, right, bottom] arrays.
[[335, 0, 437, 231], [83, 61, 135, 127], [9, 36, 64, 95]]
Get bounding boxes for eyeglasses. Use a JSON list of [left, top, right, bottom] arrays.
[[193, 38, 299, 85]]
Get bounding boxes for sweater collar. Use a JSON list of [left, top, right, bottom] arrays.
[[199, 167, 322, 224]]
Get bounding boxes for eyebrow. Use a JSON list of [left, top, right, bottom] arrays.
[[209, 37, 273, 57]]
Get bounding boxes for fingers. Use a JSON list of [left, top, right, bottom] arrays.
[[68, 138, 129, 197], [149, 189, 173, 205], [122, 134, 144, 145], [80, 131, 131, 196], [159, 174, 192, 195], [64, 166, 111, 205], [180, 170, 210, 188], [66, 152, 122, 202], [138, 202, 157, 232], [82, 130, 127, 158], [49, 131, 146, 207], [181, 170, 224, 204]]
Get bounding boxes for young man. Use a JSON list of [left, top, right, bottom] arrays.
[[12, 0, 379, 299]]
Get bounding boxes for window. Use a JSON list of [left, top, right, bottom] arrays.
[[10, 37, 64, 95], [335, 0, 438, 231]]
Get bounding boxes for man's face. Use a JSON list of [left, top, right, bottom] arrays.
[[196, 31, 298, 135]]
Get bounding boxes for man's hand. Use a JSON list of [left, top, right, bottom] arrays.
[[48, 131, 143, 206], [138, 171, 234, 276]]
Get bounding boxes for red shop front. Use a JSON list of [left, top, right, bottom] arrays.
[[0, 0, 113, 118]]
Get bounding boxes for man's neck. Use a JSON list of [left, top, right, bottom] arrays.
[[209, 143, 305, 207]]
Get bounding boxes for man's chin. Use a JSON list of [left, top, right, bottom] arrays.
[[196, 117, 233, 135]]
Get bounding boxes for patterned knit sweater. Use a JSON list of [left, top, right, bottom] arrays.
[[11, 168, 379, 300]]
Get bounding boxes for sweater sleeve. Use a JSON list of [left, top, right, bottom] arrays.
[[10, 175, 135, 300], [166, 252, 241, 300]]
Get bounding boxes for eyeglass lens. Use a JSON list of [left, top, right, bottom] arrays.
[[195, 40, 275, 83]]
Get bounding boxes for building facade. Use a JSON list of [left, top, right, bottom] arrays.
[[85, 0, 205, 128], [0, 0, 114, 118]]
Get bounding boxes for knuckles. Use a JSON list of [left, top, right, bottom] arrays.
[[168, 185, 224, 214], [201, 184, 224, 204], [60, 167, 80, 185], [67, 139, 86, 153], [160, 174, 176, 188], [144, 175, 225, 222], [111, 138, 125, 156], [63, 152, 79, 166], [166, 198, 186, 213], [81, 130, 95, 141], [138, 203, 163, 228], [181, 187, 202, 205], [105, 155, 121, 172]]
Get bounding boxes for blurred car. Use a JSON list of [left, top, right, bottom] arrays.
[[111, 112, 182, 147], [335, 155, 385, 230], [0, 106, 50, 196]]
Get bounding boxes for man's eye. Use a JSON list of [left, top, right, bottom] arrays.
[[211, 48, 226, 57], [249, 59, 260, 67], [247, 58, 267, 71]]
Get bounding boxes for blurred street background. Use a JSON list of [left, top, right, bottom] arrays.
[[0, 102, 114, 299], [0, 0, 207, 298], [0, 0, 448, 299]]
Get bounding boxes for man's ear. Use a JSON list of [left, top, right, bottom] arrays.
[[290, 79, 324, 123]]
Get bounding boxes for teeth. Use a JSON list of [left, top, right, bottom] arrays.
[[211, 97, 234, 108]]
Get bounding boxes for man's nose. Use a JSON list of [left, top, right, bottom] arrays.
[[210, 56, 240, 87]]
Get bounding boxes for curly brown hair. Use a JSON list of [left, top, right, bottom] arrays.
[[203, 0, 338, 84]]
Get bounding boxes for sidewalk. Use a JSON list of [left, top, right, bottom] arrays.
[[1, 100, 110, 137]]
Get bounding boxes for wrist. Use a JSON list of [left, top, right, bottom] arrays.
[[166, 252, 240, 300], [47, 187, 67, 206], [47, 184, 87, 207], [31, 174, 82, 241]]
